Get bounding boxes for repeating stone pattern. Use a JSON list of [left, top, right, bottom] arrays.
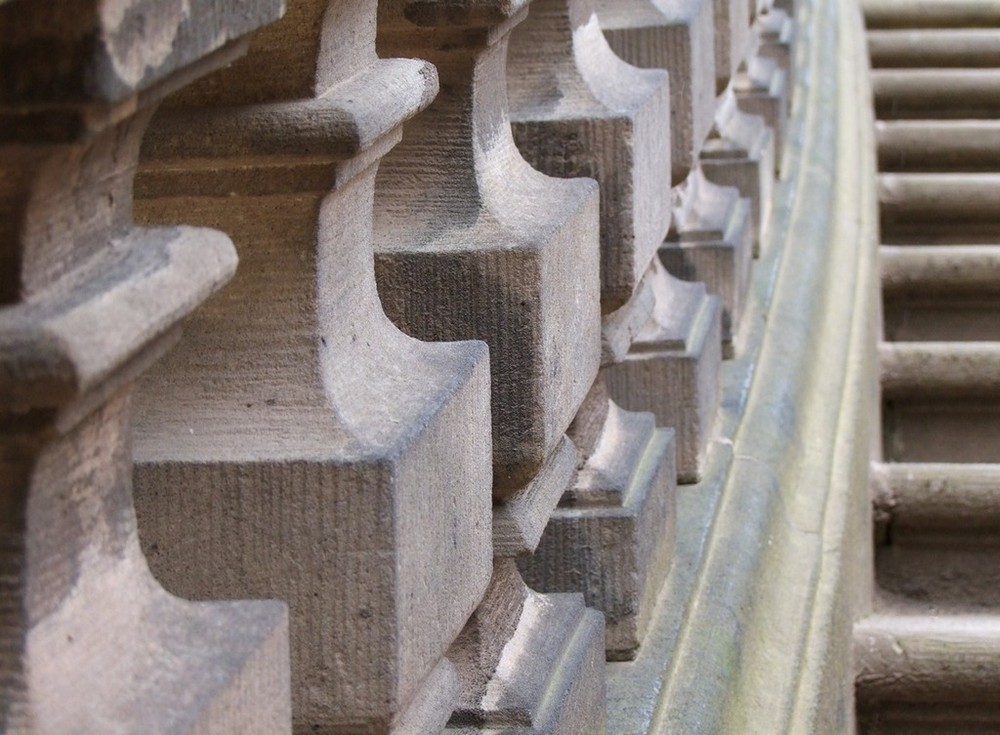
[[130, 0, 494, 732], [0, 1, 291, 733], [0, 0, 796, 731]]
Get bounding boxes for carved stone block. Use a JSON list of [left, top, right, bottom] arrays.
[[508, 0, 671, 312], [701, 90, 775, 257], [374, 0, 608, 731], [375, 0, 602, 499], [445, 561, 607, 734], [519, 382, 677, 660], [715, 0, 753, 92], [661, 168, 754, 356], [604, 260, 722, 482], [0, 1, 291, 732], [756, 7, 796, 105], [598, 0, 717, 184], [735, 55, 789, 175], [130, 1, 495, 732]]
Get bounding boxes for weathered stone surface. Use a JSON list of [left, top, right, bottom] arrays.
[[130, 1, 495, 732], [604, 259, 722, 482], [519, 382, 677, 660], [598, 0, 717, 184], [0, 0, 283, 107], [862, 0, 1000, 30], [714, 0, 752, 93], [877, 120, 1000, 171], [375, 0, 601, 499], [700, 88, 775, 257], [0, 2, 291, 733], [868, 28, 1000, 69], [446, 560, 607, 734], [856, 615, 1000, 731], [735, 54, 789, 174], [375, 4, 608, 729], [493, 437, 579, 558], [882, 244, 1000, 341], [756, 6, 796, 104], [662, 168, 753, 356], [508, 0, 671, 312]]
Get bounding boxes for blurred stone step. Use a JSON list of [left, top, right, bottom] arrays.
[[879, 173, 1000, 239], [877, 121, 1000, 172], [882, 245, 1000, 341], [873, 69, 1000, 119], [855, 613, 1000, 734], [881, 342, 1000, 397], [868, 29, 1000, 68], [873, 462, 1000, 611], [881, 343, 1000, 463], [863, 0, 1000, 30]]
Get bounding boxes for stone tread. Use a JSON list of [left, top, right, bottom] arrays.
[[856, 614, 1000, 704], [861, 7, 1000, 730], [881, 245, 1000, 294], [873, 461, 1000, 529], [873, 69, 1000, 119], [880, 341, 1000, 397], [868, 29, 1000, 68], [877, 120, 1000, 171]]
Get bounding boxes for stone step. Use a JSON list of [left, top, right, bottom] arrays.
[[855, 613, 1000, 734], [881, 342, 1000, 397], [868, 29, 1000, 68], [873, 462, 1000, 611], [879, 173, 1000, 239], [878, 121, 1000, 172], [873, 69, 1000, 119], [864, 0, 1000, 31], [881, 342, 1000, 463], [882, 245, 1000, 341]]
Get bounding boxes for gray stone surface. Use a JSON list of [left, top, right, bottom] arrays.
[[604, 260, 722, 482], [700, 89, 775, 257], [0, 2, 291, 733], [131, 1, 494, 732], [520, 392, 677, 660], [598, 0, 717, 185], [662, 168, 754, 355], [375, 0, 601, 497], [508, 0, 671, 311]]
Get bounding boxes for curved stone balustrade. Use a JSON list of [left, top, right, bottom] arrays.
[[0, 0, 887, 733]]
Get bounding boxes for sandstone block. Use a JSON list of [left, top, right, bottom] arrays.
[[519, 383, 677, 659], [446, 561, 607, 734], [715, 0, 753, 92], [508, 0, 672, 311], [604, 259, 722, 482], [598, 0, 717, 184], [662, 168, 754, 356], [0, 2, 291, 732], [701, 89, 775, 257], [131, 1, 495, 732], [375, 0, 602, 497], [735, 55, 789, 174]]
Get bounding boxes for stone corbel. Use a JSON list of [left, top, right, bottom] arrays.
[[700, 88, 776, 257], [0, 1, 290, 732], [604, 259, 722, 482], [374, 0, 608, 729], [597, 0, 718, 185], [735, 54, 790, 175], [504, 0, 678, 662], [662, 167, 754, 357], [130, 0, 496, 732]]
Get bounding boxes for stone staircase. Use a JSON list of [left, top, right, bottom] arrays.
[[857, 2, 1000, 732]]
